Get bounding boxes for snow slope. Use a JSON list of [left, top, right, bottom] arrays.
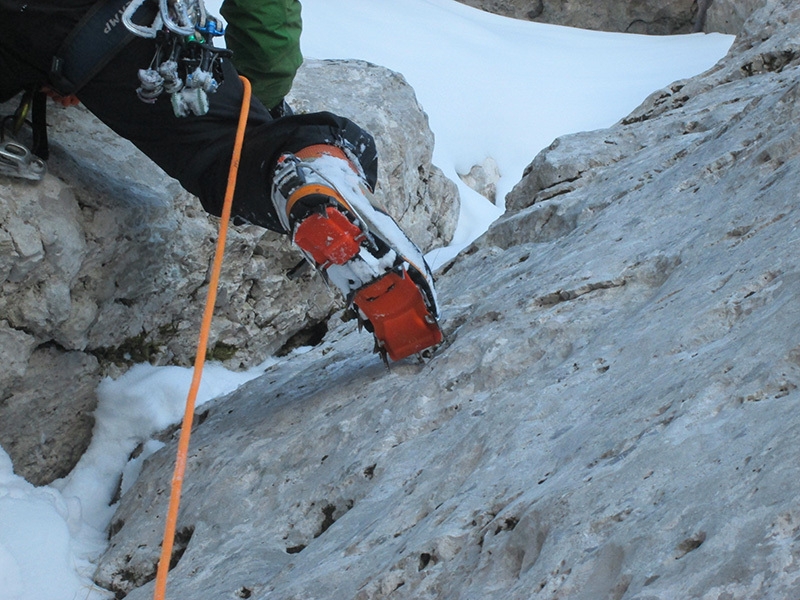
[[297, 0, 732, 265]]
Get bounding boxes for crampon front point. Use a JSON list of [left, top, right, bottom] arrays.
[[354, 268, 443, 362]]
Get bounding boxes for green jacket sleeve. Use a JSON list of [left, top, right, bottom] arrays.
[[220, 0, 303, 110]]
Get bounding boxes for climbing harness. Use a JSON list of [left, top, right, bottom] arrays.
[[152, 75, 252, 600], [50, 0, 158, 96], [2, 0, 225, 181], [122, 0, 230, 117], [0, 0, 152, 181]]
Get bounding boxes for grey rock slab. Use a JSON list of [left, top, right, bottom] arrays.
[[458, 157, 502, 204], [96, 3, 800, 598], [0, 346, 100, 484]]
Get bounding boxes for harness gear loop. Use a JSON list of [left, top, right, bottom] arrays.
[[152, 75, 252, 600]]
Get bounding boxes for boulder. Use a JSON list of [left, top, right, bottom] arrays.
[[0, 58, 457, 485], [288, 60, 459, 251]]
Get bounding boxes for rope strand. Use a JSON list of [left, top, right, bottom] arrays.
[[152, 75, 252, 600]]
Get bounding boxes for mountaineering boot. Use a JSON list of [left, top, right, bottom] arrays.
[[271, 144, 443, 363]]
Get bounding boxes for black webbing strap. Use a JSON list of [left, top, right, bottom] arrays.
[[6, 87, 49, 160], [30, 89, 48, 159], [49, 0, 159, 95]]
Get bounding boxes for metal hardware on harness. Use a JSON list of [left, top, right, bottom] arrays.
[[0, 141, 47, 181], [159, 0, 207, 36], [122, 0, 227, 117], [0, 91, 47, 181]]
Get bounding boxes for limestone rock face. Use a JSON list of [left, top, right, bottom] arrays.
[[454, 0, 767, 34], [288, 60, 459, 251], [458, 157, 502, 204], [0, 59, 457, 485], [706, 0, 766, 34], [95, 2, 800, 599], [454, 0, 701, 34]]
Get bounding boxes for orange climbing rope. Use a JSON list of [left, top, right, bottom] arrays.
[[152, 75, 252, 600]]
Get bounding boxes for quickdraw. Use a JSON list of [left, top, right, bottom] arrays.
[[122, 0, 230, 117]]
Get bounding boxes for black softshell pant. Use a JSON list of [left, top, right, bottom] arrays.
[[0, 0, 378, 233]]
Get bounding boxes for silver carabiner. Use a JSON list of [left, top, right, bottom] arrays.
[[160, 0, 204, 36], [122, 0, 164, 38], [125, 0, 212, 39], [0, 140, 47, 181]]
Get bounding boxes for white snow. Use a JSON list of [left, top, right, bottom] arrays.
[[0, 2, 733, 598], [1, 362, 271, 600]]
